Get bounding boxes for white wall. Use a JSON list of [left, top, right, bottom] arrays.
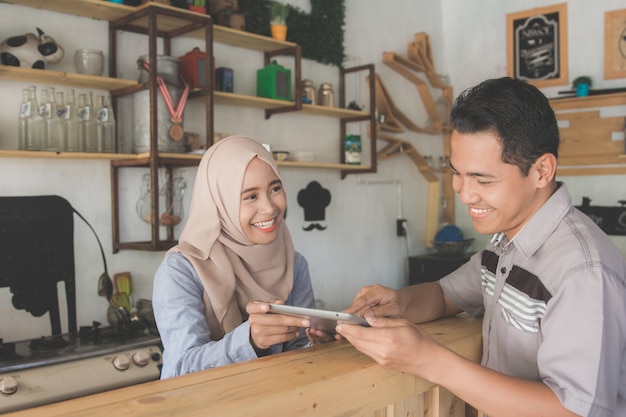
[[440, 0, 626, 253], [1, 0, 625, 342]]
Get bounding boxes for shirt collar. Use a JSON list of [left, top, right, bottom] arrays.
[[490, 182, 573, 258]]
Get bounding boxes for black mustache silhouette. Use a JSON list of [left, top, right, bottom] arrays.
[[302, 223, 327, 231]]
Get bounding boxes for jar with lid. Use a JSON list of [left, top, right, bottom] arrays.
[[302, 79, 316, 104], [318, 82, 335, 107]]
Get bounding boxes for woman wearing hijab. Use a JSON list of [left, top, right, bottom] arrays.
[[153, 135, 325, 379]]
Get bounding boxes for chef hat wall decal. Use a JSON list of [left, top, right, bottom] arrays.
[[297, 181, 331, 231]]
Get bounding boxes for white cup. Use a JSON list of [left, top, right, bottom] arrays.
[[74, 49, 104, 76]]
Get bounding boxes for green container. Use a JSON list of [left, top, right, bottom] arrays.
[[256, 60, 291, 101]]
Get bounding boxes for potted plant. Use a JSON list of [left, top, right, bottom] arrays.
[[269, 1, 289, 41], [189, 0, 206, 14], [572, 75, 592, 97]]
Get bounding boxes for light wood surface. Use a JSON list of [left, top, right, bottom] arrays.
[[549, 91, 626, 174], [4, 316, 482, 417]]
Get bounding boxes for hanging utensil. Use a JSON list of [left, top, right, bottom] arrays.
[[97, 271, 113, 301], [112, 271, 132, 311]]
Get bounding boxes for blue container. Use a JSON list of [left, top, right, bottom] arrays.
[[576, 83, 589, 97]]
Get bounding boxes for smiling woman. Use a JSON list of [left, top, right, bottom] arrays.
[[152, 135, 333, 379]]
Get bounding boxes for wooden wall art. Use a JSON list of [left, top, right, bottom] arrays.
[[506, 3, 568, 87], [604, 8, 626, 79]]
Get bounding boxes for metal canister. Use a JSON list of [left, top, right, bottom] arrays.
[[133, 55, 185, 153], [302, 79, 316, 105], [318, 82, 335, 107]]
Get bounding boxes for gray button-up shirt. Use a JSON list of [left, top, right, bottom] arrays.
[[440, 183, 626, 417]]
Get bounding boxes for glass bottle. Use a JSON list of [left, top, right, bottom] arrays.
[[24, 86, 42, 150], [18, 88, 30, 150], [96, 94, 116, 153], [64, 89, 81, 152], [39, 90, 55, 151], [79, 92, 97, 152], [54, 90, 67, 151], [41, 88, 64, 151]]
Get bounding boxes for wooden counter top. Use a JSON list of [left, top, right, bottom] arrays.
[[6, 316, 482, 417]]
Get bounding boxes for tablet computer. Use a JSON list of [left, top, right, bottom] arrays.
[[256, 302, 369, 334]]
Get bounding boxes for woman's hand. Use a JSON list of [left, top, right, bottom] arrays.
[[305, 327, 339, 346], [246, 300, 309, 351]]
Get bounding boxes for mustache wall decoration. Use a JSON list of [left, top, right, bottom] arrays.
[[302, 223, 327, 231]]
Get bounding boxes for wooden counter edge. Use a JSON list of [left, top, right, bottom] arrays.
[[5, 316, 483, 417]]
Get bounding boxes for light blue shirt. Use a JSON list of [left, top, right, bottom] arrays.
[[153, 251, 315, 379]]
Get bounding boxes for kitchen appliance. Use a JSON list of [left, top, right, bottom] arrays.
[[0, 196, 162, 413]]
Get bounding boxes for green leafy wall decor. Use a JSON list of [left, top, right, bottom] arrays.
[[238, 0, 345, 67]]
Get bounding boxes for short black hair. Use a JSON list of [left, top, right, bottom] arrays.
[[450, 77, 559, 176]]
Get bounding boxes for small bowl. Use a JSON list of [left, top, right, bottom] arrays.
[[272, 151, 289, 161], [74, 49, 104, 76], [292, 150, 314, 162]]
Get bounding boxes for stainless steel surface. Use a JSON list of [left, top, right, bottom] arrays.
[[0, 328, 161, 413], [318, 82, 335, 107], [302, 79, 316, 104]]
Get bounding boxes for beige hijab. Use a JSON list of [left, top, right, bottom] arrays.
[[168, 135, 294, 340]]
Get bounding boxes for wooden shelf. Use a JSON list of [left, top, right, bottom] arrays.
[[549, 91, 626, 111], [548, 91, 626, 174], [0, 150, 368, 172], [1, 0, 296, 53], [0, 65, 137, 91], [0, 149, 138, 160], [213, 91, 370, 118], [213, 25, 298, 52], [0, 0, 134, 20]]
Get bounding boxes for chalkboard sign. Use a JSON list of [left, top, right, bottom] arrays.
[[506, 4, 568, 88], [0, 195, 77, 335]]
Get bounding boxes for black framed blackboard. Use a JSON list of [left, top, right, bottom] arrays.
[[506, 4, 568, 88]]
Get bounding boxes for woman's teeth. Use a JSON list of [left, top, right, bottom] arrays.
[[254, 219, 275, 229], [471, 207, 493, 214]]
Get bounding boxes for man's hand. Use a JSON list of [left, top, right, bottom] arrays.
[[344, 284, 405, 319], [336, 314, 439, 377]]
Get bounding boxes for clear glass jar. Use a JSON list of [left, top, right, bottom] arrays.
[[136, 172, 187, 226]]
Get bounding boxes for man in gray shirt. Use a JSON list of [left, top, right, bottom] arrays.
[[339, 77, 626, 417]]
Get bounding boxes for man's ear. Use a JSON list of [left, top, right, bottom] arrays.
[[533, 153, 558, 187]]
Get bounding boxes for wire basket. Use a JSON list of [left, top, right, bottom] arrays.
[[432, 239, 474, 257]]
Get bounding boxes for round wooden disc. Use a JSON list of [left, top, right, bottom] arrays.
[[169, 123, 184, 142]]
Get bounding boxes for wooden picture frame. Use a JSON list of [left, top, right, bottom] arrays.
[[604, 8, 626, 80], [506, 3, 568, 87]]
